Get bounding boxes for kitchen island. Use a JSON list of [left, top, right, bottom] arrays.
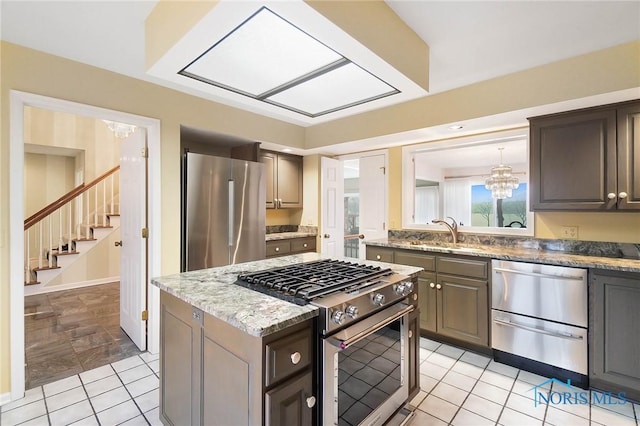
[[151, 253, 423, 426]]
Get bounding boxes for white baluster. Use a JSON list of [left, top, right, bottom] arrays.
[[94, 186, 98, 227], [25, 229, 30, 283], [68, 202, 72, 253], [38, 221, 43, 269], [86, 190, 91, 239], [48, 216, 53, 268], [110, 174, 114, 214], [58, 208, 63, 252]]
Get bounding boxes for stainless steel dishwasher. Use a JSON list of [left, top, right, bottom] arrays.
[[491, 259, 589, 387]]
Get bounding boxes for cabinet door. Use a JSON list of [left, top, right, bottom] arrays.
[[265, 371, 314, 426], [261, 152, 277, 209], [616, 102, 640, 210], [436, 274, 489, 346], [277, 154, 303, 208], [591, 271, 640, 398], [418, 272, 437, 333], [530, 108, 617, 210]]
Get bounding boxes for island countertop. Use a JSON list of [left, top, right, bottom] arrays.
[[151, 252, 423, 338]]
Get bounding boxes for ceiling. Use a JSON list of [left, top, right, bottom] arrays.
[[1, 1, 639, 156]]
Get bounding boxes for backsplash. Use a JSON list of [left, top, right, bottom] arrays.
[[387, 230, 640, 259], [266, 225, 318, 234]]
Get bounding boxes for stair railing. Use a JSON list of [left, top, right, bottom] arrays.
[[24, 165, 120, 284]]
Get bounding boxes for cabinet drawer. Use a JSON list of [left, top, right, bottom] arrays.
[[265, 329, 312, 387], [437, 256, 488, 279], [291, 237, 316, 253], [266, 240, 291, 257], [366, 247, 394, 263], [395, 250, 436, 272]]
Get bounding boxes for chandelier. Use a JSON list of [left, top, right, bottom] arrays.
[[102, 120, 137, 139], [485, 148, 519, 199]]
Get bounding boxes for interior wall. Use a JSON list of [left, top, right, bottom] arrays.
[[23, 153, 75, 217], [265, 209, 302, 226]]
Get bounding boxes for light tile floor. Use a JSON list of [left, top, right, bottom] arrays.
[[2, 337, 639, 425], [1, 352, 160, 426]]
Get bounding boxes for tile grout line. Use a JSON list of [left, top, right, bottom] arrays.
[[112, 355, 152, 426]]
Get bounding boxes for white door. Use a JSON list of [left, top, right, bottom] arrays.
[[358, 154, 387, 259], [321, 157, 344, 257], [119, 128, 147, 350]]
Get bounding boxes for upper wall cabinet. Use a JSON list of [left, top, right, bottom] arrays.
[[260, 151, 303, 209], [529, 100, 640, 211]]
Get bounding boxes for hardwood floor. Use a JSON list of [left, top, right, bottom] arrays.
[[24, 282, 143, 389]]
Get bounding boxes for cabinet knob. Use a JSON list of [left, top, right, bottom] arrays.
[[376, 255, 381, 260], [290, 352, 301, 365], [303, 243, 308, 248], [436, 284, 442, 290], [429, 282, 435, 289], [619, 192, 628, 199], [413, 293, 418, 301], [408, 330, 413, 339], [275, 247, 280, 252], [306, 396, 316, 408], [608, 192, 617, 200]]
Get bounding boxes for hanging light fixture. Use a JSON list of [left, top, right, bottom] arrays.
[[485, 148, 519, 199], [102, 120, 137, 139]]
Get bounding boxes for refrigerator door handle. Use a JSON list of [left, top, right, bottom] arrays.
[[228, 179, 234, 247]]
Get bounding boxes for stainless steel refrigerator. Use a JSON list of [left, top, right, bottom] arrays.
[[183, 152, 265, 271]]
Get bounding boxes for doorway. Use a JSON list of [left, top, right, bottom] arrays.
[[9, 91, 162, 400]]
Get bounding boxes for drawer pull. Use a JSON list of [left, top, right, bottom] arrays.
[[619, 191, 628, 199], [306, 396, 316, 408], [303, 243, 308, 248], [290, 352, 301, 365], [275, 247, 280, 252], [436, 284, 442, 290], [376, 255, 381, 260], [494, 318, 583, 341], [429, 282, 435, 289]]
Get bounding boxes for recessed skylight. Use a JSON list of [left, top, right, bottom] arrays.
[[179, 7, 399, 118]]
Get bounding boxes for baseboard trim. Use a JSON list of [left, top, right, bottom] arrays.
[[0, 391, 13, 407], [24, 276, 120, 296]]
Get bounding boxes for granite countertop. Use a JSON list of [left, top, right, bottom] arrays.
[[151, 252, 423, 338], [266, 232, 317, 241], [365, 238, 640, 273]]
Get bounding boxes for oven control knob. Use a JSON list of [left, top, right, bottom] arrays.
[[395, 283, 406, 295], [373, 293, 385, 306], [405, 281, 414, 293], [332, 310, 345, 325], [345, 305, 359, 319]]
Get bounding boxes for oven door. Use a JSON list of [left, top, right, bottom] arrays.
[[322, 302, 414, 426]]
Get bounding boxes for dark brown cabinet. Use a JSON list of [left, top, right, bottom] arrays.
[[590, 270, 640, 401], [529, 100, 640, 211], [408, 308, 420, 399], [370, 247, 491, 349], [266, 236, 316, 258], [261, 151, 303, 209], [160, 291, 315, 426]]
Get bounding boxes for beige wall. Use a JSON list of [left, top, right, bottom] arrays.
[[24, 153, 75, 217], [1, 37, 639, 394]]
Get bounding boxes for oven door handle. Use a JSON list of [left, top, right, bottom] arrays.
[[329, 304, 415, 350], [493, 317, 584, 341]]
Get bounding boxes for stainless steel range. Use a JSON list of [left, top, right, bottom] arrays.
[[237, 259, 417, 426]]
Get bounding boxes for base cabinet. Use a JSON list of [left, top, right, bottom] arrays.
[[590, 270, 640, 400], [367, 247, 490, 348], [266, 236, 317, 258], [160, 291, 315, 426]]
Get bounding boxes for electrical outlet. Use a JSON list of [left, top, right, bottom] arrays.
[[560, 226, 579, 240]]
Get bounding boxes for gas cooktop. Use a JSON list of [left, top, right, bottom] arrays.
[[236, 259, 393, 306]]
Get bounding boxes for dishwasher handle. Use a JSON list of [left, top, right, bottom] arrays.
[[493, 267, 585, 282], [493, 317, 584, 341]]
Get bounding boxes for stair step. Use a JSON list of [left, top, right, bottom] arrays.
[[24, 281, 41, 286], [32, 266, 61, 272], [91, 225, 113, 229], [107, 213, 120, 217], [73, 238, 97, 242], [52, 250, 79, 257]]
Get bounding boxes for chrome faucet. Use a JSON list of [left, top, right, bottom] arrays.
[[432, 217, 459, 244]]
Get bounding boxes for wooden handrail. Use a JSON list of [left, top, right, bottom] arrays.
[[25, 165, 120, 230]]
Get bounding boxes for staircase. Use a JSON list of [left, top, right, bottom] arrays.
[[24, 166, 120, 288]]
